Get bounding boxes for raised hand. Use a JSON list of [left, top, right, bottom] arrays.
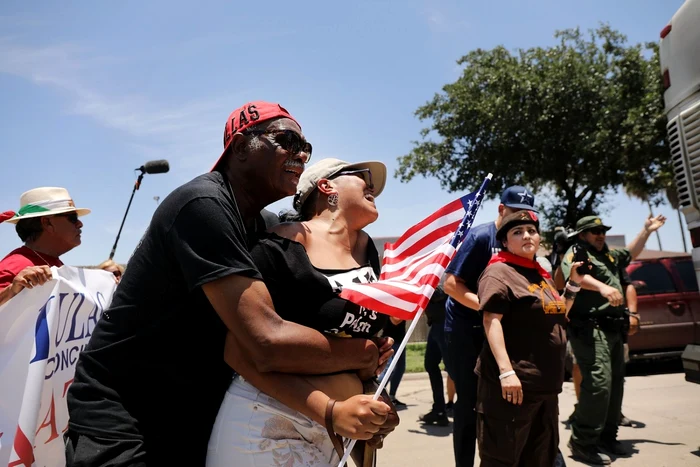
[[645, 214, 667, 233]]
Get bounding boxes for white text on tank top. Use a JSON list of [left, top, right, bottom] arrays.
[[325, 265, 378, 336]]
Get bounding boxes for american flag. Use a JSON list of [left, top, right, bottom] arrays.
[[340, 175, 492, 320]]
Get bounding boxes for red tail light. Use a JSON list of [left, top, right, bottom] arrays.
[[663, 69, 671, 90], [660, 24, 672, 39]]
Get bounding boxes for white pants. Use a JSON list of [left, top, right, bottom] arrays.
[[206, 376, 339, 467]]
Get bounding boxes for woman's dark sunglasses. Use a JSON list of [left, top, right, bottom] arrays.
[[332, 168, 374, 189], [54, 212, 80, 224], [244, 129, 312, 161]]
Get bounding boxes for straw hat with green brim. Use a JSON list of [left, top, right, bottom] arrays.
[[293, 158, 387, 210], [568, 215, 612, 238], [3, 187, 91, 224]]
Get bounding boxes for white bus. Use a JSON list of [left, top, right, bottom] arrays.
[[660, 0, 700, 279]]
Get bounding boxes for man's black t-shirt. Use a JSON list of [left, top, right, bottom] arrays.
[[250, 233, 387, 337], [67, 172, 263, 464]]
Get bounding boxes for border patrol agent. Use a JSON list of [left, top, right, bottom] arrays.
[[562, 214, 665, 465]]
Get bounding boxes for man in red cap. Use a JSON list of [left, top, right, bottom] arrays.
[[67, 102, 395, 466]]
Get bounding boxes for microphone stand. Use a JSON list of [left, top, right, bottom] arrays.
[[109, 171, 145, 260]]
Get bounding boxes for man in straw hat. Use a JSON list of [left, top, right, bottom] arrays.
[[66, 101, 396, 466], [0, 187, 89, 306]]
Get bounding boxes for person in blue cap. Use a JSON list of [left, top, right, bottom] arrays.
[[443, 185, 536, 467]]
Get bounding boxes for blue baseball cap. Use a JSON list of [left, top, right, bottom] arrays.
[[500, 185, 537, 212]]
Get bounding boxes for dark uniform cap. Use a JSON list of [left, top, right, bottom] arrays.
[[496, 210, 540, 241], [573, 215, 612, 235]]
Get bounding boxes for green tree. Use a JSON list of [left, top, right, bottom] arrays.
[[397, 25, 669, 230]]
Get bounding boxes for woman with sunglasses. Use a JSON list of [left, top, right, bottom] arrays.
[[207, 158, 396, 467], [474, 211, 586, 467], [97, 259, 125, 283]]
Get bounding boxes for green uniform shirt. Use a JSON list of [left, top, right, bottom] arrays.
[[561, 241, 632, 320]]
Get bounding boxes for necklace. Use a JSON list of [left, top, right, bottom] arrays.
[[27, 247, 53, 267]]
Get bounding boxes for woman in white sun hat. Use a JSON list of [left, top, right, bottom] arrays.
[[0, 186, 90, 306]]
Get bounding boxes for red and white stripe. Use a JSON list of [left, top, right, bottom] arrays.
[[340, 198, 466, 320]]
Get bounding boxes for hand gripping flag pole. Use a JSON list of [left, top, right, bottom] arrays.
[[337, 174, 492, 467]]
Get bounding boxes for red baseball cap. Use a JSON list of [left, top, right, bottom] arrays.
[[211, 101, 301, 171]]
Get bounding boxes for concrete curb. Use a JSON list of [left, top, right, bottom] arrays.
[[400, 371, 447, 381]]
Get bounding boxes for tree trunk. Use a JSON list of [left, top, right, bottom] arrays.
[[647, 202, 663, 251], [677, 208, 688, 253], [666, 186, 687, 253]]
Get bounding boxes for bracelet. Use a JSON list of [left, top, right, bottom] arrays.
[[563, 289, 577, 301], [566, 283, 581, 293], [499, 370, 516, 380], [568, 279, 581, 288]]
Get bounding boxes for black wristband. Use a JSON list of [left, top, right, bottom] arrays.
[[563, 289, 577, 301]]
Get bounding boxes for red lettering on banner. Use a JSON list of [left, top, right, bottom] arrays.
[[34, 393, 59, 444], [62, 378, 74, 433]]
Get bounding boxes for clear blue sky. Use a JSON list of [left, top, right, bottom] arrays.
[[0, 0, 687, 266]]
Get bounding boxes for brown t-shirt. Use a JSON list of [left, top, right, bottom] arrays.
[[475, 261, 567, 395]]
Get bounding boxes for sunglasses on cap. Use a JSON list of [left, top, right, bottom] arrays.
[[332, 168, 374, 189], [244, 129, 312, 161], [587, 228, 607, 236], [54, 212, 80, 224]]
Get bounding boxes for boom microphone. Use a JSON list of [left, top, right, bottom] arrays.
[[110, 159, 170, 260], [138, 159, 170, 174]]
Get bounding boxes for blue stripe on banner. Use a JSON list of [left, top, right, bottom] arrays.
[[29, 296, 55, 363]]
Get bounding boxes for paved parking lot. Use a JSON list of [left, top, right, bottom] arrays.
[[379, 370, 700, 466]]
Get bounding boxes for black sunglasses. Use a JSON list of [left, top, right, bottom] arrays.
[[587, 228, 607, 236], [332, 168, 374, 189], [54, 212, 80, 224], [244, 129, 312, 161]]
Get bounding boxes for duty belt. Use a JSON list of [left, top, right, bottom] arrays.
[[569, 303, 630, 334]]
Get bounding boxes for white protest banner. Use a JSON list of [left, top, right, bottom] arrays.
[[0, 266, 116, 467]]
